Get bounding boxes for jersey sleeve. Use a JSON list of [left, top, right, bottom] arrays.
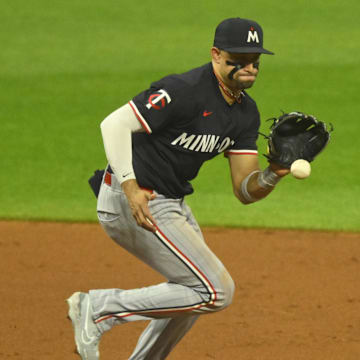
[[224, 110, 260, 157], [129, 76, 193, 134]]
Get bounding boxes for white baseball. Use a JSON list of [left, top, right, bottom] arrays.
[[290, 159, 311, 179]]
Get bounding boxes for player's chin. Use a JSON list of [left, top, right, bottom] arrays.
[[238, 80, 256, 89], [235, 76, 256, 89]]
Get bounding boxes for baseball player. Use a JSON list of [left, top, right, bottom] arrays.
[[67, 17, 290, 359]]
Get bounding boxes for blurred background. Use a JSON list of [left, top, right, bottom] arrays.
[[1, 0, 359, 230]]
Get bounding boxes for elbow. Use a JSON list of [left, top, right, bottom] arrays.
[[234, 185, 259, 205], [100, 115, 116, 139], [233, 189, 251, 205], [239, 197, 252, 205], [100, 117, 109, 132]]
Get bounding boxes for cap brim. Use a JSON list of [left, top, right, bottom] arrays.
[[221, 47, 274, 55]]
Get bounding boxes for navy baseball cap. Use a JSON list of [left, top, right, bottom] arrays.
[[214, 17, 274, 55]]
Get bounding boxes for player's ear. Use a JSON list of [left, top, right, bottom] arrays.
[[211, 47, 222, 64]]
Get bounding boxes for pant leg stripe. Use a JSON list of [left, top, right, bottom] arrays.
[[95, 224, 217, 323], [154, 225, 217, 304], [96, 303, 206, 323]]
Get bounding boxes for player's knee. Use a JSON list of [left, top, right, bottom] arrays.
[[212, 272, 235, 311]]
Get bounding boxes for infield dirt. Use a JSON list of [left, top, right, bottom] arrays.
[[2, 221, 360, 359]]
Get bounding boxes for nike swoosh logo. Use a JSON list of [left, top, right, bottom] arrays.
[[122, 172, 132, 178], [203, 111, 213, 117], [81, 300, 97, 345]]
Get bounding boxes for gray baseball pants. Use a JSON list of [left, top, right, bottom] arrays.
[[90, 172, 235, 359]]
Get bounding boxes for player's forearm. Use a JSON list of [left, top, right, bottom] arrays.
[[101, 120, 135, 184], [246, 169, 278, 202], [100, 103, 142, 184], [239, 167, 282, 204]]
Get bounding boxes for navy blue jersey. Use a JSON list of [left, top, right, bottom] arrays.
[[129, 63, 260, 198]]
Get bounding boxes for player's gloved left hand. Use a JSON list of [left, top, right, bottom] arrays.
[[261, 111, 333, 168]]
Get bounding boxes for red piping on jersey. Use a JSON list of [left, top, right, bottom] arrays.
[[128, 101, 151, 134], [226, 151, 258, 155]]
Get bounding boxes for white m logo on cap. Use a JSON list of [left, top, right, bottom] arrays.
[[247, 30, 259, 43]]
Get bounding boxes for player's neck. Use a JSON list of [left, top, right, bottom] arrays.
[[212, 66, 243, 105], [218, 81, 242, 105]]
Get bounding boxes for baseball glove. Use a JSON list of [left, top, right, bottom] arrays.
[[262, 111, 333, 168]]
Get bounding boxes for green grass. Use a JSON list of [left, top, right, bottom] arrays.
[[1, 0, 359, 230]]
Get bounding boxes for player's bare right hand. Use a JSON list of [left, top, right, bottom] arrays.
[[121, 179, 157, 232]]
